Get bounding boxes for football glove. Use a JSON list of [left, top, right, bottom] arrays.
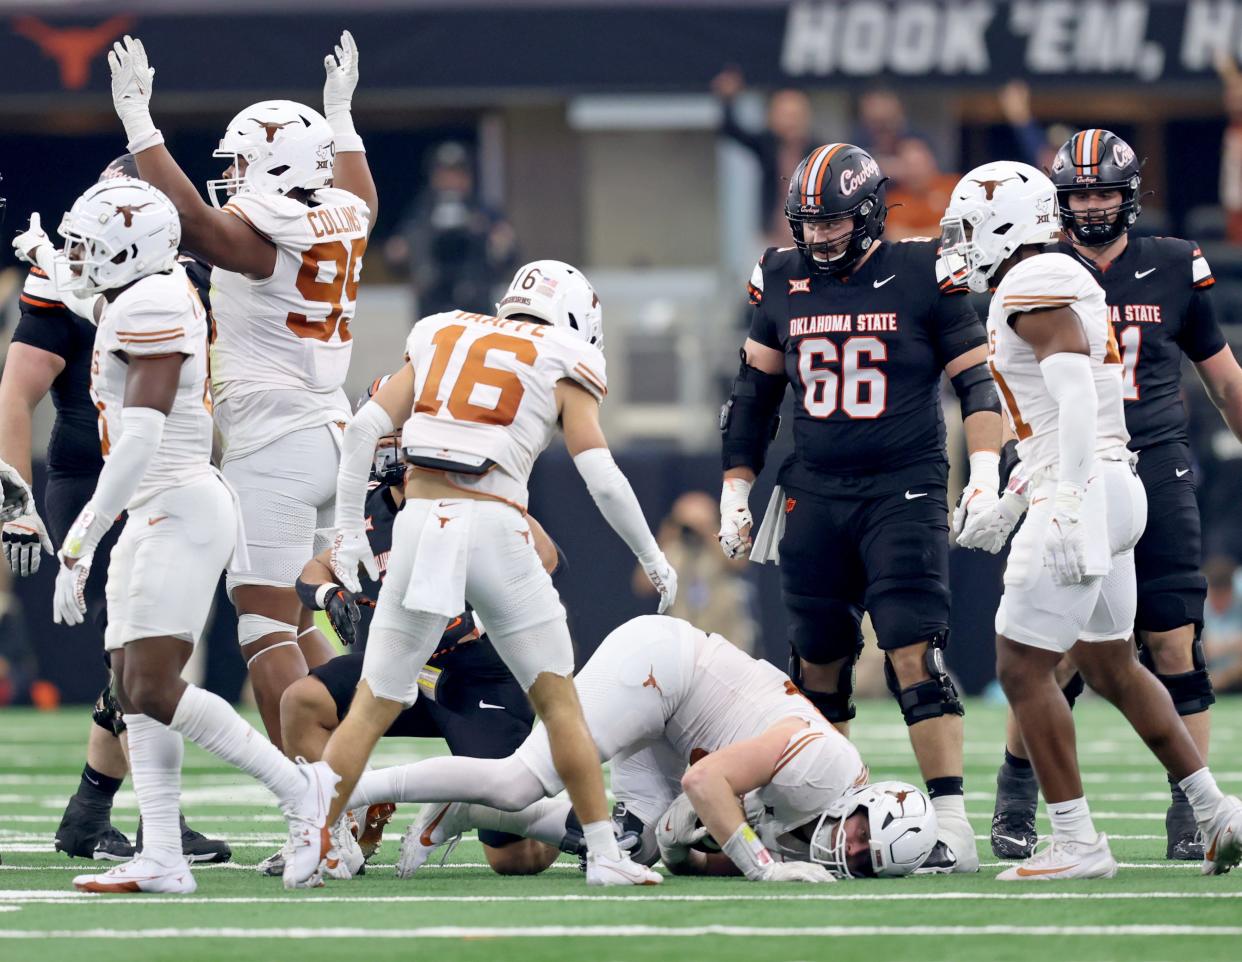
[[0, 458, 34, 523], [108, 35, 161, 152], [951, 451, 1001, 545], [52, 552, 92, 626], [759, 861, 836, 883], [655, 793, 709, 869], [1043, 483, 1087, 586], [955, 471, 1030, 554], [2, 510, 53, 577], [330, 528, 379, 594], [324, 584, 362, 647], [637, 549, 677, 614], [11, 212, 51, 268], [322, 30, 359, 115], [717, 476, 753, 558]]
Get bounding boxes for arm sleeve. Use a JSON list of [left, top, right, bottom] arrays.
[[573, 447, 661, 563], [932, 291, 987, 367], [1178, 288, 1228, 362], [1039, 353, 1097, 489], [335, 401, 394, 530]]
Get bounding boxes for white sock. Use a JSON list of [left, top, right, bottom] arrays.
[[1179, 767, 1225, 822], [168, 684, 303, 806], [1047, 796, 1097, 844], [465, 798, 574, 848], [345, 755, 543, 811], [932, 794, 967, 822], [582, 819, 621, 861], [124, 713, 184, 864]]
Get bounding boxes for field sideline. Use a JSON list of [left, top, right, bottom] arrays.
[[3, 698, 1242, 962]]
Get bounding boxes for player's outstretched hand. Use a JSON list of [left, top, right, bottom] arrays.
[[760, 861, 836, 883], [1043, 487, 1087, 585], [718, 477, 753, 558], [323, 30, 359, 112], [640, 551, 678, 614], [0, 459, 34, 524], [330, 528, 378, 594], [11, 213, 50, 267], [109, 35, 154, 118], [324, 585, 362, 646], [52, 552, 91, 626], [956, 472, 1029, 553]]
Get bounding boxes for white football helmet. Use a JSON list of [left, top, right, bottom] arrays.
[[208, 100, 335, 207], [496, 259, 604, 350], [938, 160, 1062, 294], [808, 780, 937, 878], [57, 178, 180, 294]]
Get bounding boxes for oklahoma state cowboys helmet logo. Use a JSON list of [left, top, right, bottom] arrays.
[[970, 177, 1018, 201], [113, 202, 154, 227], [249, 118, 297, 143]]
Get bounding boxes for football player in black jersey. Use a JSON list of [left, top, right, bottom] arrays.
[[717, 143, 1004, 873], [1, 155, 227, 864], [990, 129, 1242, 861], [270, 382, 576, 877]]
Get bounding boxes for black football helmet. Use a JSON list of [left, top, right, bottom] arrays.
[[785, 143, 888, 275], [1050, 129, 1142, 246], [99, 153, 139, 182]]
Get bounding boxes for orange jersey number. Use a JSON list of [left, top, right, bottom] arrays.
[[286, 236, 367, 342], [414, 325, 538, 427]]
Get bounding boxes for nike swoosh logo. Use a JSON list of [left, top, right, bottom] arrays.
[[479, 700, 504, 710], [84, 773, 100, 786], [147, 516, 168, 526], [1175, 468, 1190, 477], [1015, 863, 1079, 877], [1031, 497, 1047, 506], [904, 490, 927, 500], [994, 834, 1028, 847], [873, 274, 897, 288], [1135, 268, 1157, 279], [1053, 808, 1074, 816]]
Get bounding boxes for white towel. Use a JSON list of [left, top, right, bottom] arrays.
[[403, 499, 473, 617], [750, 484, 786, 565]]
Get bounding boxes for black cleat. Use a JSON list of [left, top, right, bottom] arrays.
[[912, 840, 958, 874], [137, 814, 232, 864], [991, 762, 1039, 860], [1166, 799, 1204, 861], [54, 797, 134, 860]]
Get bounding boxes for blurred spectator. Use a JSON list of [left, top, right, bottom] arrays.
[[1217, 57, 1242, 245], [384, 142, 518, 318], [711, 67, 817, 242], [1202, 555, 1242, 693], [851, 87, 930, 186], [632, 491, 757, 653], [997, 81, 1057, 171], [883, 137, 959, 241]]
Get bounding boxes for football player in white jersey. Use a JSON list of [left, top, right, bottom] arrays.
[[107, 33, 377, 748], [283, 260, 676, 888], [38, 179, 327, 895], [942, 161, 1242, 880], [343, 614, 936, 882]]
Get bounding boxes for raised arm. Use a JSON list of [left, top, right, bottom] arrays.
[[321, 30, 378, 224]]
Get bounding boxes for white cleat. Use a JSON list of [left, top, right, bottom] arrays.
[[1200, 795, 1242, 876], [396, 802, 467, 880], [73, 853, 196, 894], [996, 834, 1118, 881], [323, 813, 366, 881], [282, 759, 339, 890], [585, 852, 662, 886], [257, 840, 291, 877]]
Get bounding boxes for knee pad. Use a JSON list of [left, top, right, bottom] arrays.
[[884, 632, 964, 726], [92, 684, 126, 737], [237, 614, 298, 666], [782, 591, 863, 667], [1061, 671, 1085, 710], [1135, 574, 1206, 635], [1147, 634, 1216, 716], [788, 643, 862, 723]]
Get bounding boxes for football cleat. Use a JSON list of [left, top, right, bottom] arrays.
[[912, 840, 957, 875], [54, 796, 134, 861], [358, 803, 396, 861], [996, 834, 1117, 881], [585, 851, 662, 886], [916, 808, 978, 874], [1199, 795, 1242, 876], [1166, 798, 1204, 861], [257, 842, 289, 877], [281, 759, 339, 890], [323, 813, 365, 881], [991, 810, 1038, 861], [137, 814, 232, 865], [73, 853, 196, 894], [396, 802, 467, 880]]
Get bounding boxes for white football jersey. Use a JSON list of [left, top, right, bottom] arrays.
[[987, 252, 1130, 477], [402, 309, 608, 507], [210, 188, 369, 459], [91, 266, 215, 506]]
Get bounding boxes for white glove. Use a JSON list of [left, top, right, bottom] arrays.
[[52, 552, 92, 626], [718, 477, 753, 559], [330, 528, 379, 594], [956, 471, 1029, 554], [11, 213, 51, 268], [108, 35, 162, 152], [2, 511, 54, 577], [0, 459, 34, 523], [322, 30, 363, 150], [951, 451, 1001, 543], [759, 860, 836, 883], [638, 549, 677, 614], [1043, 483, 1087, 586], [656, 794, 709, 868]]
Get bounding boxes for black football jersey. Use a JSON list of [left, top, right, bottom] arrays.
[[747, 240, 985, 496], [1058, 236, 1223, 451]]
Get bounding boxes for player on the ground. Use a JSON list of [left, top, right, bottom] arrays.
[[265, 406, 568, 877], [944, 160, 1242, 880], [32, 178, 327, 895], [345, 614, 938, 882], [283, 259, 675, 888], [716, 143, 1002, 872], [986, 130, 1242, 861], [4, 155, 227, 864], [107, 33, 377, 749]]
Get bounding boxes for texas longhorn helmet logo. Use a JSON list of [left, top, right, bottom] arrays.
[[112, 202, 154, 227], [970, 177, 1019, 201], [886, 788, 912, 814], [249, 118, 297, 143]]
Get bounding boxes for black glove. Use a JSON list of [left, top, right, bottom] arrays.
[[325, 585, 362, 646]]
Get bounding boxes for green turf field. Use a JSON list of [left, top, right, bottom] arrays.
[[3, 698, 1241, 962]]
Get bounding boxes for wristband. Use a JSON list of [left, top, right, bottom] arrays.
[[720, 823, 775, 881]]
